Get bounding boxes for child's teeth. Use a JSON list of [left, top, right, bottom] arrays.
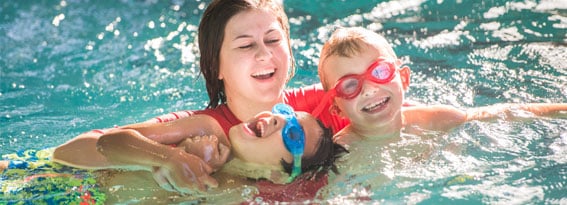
[[256, 120, 267, 137], [363, 98, 388, 111]]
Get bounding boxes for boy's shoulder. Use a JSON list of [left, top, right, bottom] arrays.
[[332, 127, 364, 148]]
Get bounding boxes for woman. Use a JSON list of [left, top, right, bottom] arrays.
[[53, 0, 348, 197]]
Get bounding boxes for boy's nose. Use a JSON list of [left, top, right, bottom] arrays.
[[271, 114, 288, 128], [360, 81, 380, 97]]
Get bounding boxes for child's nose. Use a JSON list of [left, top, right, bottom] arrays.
[[270, 114, 287, 128], [360, 81, 380, 97], [260, 115, 286, 137]]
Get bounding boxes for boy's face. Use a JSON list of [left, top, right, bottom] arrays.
[[323, 45, 409, 130], [228, 111, 322, 169]]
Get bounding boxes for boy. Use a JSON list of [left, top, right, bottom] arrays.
[[52, 104, 345, 190], [313, 27, 567, 147], [2, 104, 346, 203]]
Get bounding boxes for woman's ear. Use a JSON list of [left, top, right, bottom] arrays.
[[399, 66, 411, 91]]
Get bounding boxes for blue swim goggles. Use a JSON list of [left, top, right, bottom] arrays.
[[272, 103, 305, 182]]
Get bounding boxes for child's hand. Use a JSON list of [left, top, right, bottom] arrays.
[[179, 135, 230, 171], [152, 151, 218, 194], [0, 160, 9, 172]]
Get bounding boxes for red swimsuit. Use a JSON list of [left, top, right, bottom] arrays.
[[154, 83, 350, 136]]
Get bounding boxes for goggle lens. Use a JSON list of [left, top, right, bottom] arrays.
[[334, 60, 396, 99]]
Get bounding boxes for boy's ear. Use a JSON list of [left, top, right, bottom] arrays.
[[399, 66, 410, 91], [330, 102, 345, 117]]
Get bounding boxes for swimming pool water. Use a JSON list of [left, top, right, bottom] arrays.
[[1, 0, 566, 204]]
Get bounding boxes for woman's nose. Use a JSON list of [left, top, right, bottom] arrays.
[[255, 43, 272, 61]]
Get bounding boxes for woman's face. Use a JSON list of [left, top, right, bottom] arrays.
[[228, 111, 323, 168], [219, 8, 291, 104]]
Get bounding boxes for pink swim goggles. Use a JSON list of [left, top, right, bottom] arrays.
[[312, 58, 397, 117]]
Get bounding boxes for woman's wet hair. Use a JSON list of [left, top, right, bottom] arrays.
[[198, 0, 295, 108], [280, 119, 348, 176]]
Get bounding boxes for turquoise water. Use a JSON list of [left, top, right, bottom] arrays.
[[1, 0, 566, 204]]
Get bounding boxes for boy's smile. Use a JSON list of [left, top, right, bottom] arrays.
[[323, 45, 407, 130], [361, 96, 390, 113]]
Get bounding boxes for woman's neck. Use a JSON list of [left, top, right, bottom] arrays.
[[226, 94, 285, 121]]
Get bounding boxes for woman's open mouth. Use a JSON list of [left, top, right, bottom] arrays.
[[251, 69, 276, 80]]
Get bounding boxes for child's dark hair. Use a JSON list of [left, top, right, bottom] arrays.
[[280, 119, 348, 176]]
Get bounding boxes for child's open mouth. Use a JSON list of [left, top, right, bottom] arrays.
[[362, 97, 390, 113], [243, 118, 267, 138], [251, 69, 275, 80]]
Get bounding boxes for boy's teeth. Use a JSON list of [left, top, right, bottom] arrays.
[[363, 97, 389, 111], [256, 122, 265, 137], [247, 120, 265, 137]]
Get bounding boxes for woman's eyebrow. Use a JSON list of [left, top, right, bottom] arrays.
[[265, 28, 277, 35], [232, 34, 252, 41], [232, 28, 279, 41]]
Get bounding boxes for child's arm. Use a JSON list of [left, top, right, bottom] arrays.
[[178, 135, 231, 171], [53, 114, 223, 168], [405, 103, 567, 132], [0, 160, 8, 173], [466, 103, 567, 121], [403, 105, 467, 132], [96, 129, 219, 193], [52, 130, 115, 169]]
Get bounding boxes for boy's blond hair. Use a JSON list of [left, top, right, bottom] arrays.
[[318, 27, 398, 91]]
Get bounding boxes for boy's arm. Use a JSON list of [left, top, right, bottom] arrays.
[[178, 135, 231, 171], [466, 103, 567, 121], [52, 114, 223, 169], [405, 103, 567, 132], [96, 129, 219, 193], [52, 130, 115, 169], [403, 105, 467, 132]]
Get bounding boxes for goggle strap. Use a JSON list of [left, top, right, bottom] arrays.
[[287, 154, 302, 182], [311, 91, 335, 118]]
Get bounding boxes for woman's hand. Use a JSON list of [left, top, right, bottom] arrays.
[[152, 150, 219, 194], [178, 135, 231, 171]]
